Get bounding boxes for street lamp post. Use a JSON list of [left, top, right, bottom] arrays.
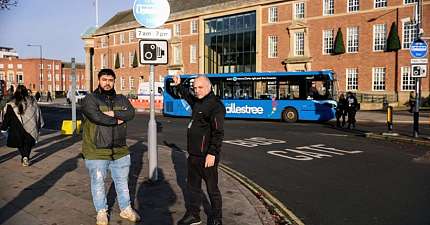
[[27, 44, 43, 91]]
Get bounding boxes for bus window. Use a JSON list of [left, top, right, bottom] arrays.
[[279, 81, 300, 100], [222, 80, 253, 99], [255, 81, 276, 100], [307, 80, 329, 100]]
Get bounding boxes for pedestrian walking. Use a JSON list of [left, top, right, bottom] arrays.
[[172, 74, 225, 225], [47, 91, 53, 102], [0, 85, 44, 167], [81, 68, 139, 225], [336, 93, 347, 127], [35, 91, 41, 102], [346, 91, 358, 129]]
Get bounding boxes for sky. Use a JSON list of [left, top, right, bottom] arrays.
[[0, 0, 135, 63]]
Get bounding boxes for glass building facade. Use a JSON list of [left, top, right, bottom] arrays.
[[204, 12, 256, 74]]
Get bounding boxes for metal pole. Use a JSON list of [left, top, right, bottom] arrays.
[[95, 0, 99, 28], [413, 0, 422, 138], [71, 58, 77, 135], [148, 64, 158, 181], [40, 46, 42, 92]]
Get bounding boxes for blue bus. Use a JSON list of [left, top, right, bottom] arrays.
[[163, 71, 337, 122]]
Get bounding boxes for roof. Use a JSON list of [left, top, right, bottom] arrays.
[[62, 62, 85, 69], [81, 26, 97, 38], [94, 0, 253, 35]]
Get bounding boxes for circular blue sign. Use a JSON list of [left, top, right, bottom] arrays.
[[410, 39, 428, 58], [133, 0, 170, 28]]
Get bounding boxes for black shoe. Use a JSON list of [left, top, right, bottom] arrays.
[[177, 212, 201, 225]]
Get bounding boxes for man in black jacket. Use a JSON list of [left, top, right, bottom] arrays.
[[172, 74, 225, 225]]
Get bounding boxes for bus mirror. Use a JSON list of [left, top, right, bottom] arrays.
[[158, 87, 163, 94]]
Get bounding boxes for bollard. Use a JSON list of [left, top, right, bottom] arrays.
[[387, 106, 393, 132]]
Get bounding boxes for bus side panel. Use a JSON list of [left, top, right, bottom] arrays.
[[223, 100, 281, 120], [278, 100, 336, 121]]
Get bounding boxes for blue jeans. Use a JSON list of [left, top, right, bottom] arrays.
[[85, 155, 131, 212]]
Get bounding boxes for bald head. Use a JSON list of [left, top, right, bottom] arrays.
[[193, 75, 212, 99]]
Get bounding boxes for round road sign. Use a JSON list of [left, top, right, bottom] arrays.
[[133, 0, 170, 28], [410, 39, 428, 58]]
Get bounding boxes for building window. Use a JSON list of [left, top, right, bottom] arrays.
[[268, 6, 278, 23], [173, 45, 182, 65], [129, 77, 135, 90], [401, 66, 416, 91], [129, 52, 134, 67], [402, 20, 417, 49], [120, 77, 125, 90], [120, 53, 125, 68], [129, 31, 135, 43], [375, 0, 387, 8], [8, 72, 14, 82], [190, 44, 197, 63], [404, 0, 418, 4], [48, 73, 52, 81], [348, 0, 360, 12], [48, 64, 51, 70], [323, 0, 334, 15], [323, 30, 334, 54], [294, 32, 305, 56], [191, 20, 198, 34], [17, 72, 24, 84], [101, 54, 107, 69], [268, 36, 278, 58], [8, 64, 13, 69], [373, 24, 386, 51], [0, 72, 4, 80], [204, 12, 256, 73], [101, 36, 107, 47], [372, 67, 386, 91], [294, 2, 305, 20], [120, 33, 125, 44], [347, 26, 359, 53], [55, 64, 59, 70], [174, 23, 181, 36], [56, 74, 59, 80], [346, 68, 358, 91], [0, 64, 3, 69]]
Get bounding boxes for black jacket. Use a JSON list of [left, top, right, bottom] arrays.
[[81, 88, 135, 159], [1, 104, 35, 148], [175, 85, 225, 159]]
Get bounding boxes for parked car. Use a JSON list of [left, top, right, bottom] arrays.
[[67, 89, 89, 104]]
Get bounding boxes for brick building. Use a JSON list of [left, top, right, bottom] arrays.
[[0, 55, 86, 95], [82, 0, 430, 107]]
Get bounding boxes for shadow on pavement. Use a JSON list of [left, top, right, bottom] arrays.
[[164, 141, 211, 220], [0, 153, 81, 224]]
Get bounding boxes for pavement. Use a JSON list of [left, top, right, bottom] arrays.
[[0, 131, 276, 225]]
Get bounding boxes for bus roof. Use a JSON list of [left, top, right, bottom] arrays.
[[166, 70, 334, 80]]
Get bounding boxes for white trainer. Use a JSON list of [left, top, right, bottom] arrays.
[[96, 209, 108, 225], [119, 206, 140, 222]]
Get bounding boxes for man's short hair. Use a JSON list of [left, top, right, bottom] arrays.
[[98, 69, 116, 79], [195, 74, 212, 87]]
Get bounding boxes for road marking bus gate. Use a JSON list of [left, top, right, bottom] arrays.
[[223, 137, 286, 147], [268, 144, 362, 161]]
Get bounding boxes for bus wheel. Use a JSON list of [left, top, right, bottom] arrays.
[[282, 108, 298, 123]]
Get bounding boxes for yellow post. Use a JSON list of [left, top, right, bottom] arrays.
[[387, 106, 393, 131]]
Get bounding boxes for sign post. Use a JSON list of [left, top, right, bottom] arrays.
[[410, 0, 427, 138], [71, 58, 77, 136], [133, 0, 170, 182]]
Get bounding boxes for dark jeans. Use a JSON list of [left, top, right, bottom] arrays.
[[187, 156, 222, 220], [347, 109, 356, 127], [336, 109, 346, 127], [18, 143, 32, 159]]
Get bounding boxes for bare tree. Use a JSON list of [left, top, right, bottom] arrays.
[[0, 0, 17, 10]]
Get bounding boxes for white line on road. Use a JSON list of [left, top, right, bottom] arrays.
[[317, 133, 349, 137]]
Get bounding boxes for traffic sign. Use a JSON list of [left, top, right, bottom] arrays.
[[139, 40, 168, 65], [411, 58, 428, 64], [411, 64, 427, 78], [410, 39, 428, 58], [133, 0, 170, 28], [136, 28, 171, 40]]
